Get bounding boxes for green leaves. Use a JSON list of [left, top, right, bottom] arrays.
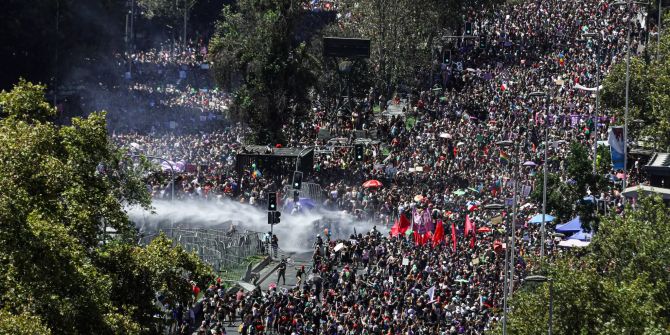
[[0, 79, 55, 122], [601, 29, 670, 151], [504, 195, 670, 334], [0, 80, 212, 333], [210, 0, 316, 144]]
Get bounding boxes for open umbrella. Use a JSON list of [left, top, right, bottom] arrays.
[[528, 214, 556, 224], [453, 189, 466, 196], [522, 161, 537, 166], [476, 227, 492, 233], [414, 194, 424, 202], [455, 279, 469, 284], [439, 132, 452, 139], [558, 239, 590, 248], [363, 179, 383, 188], [457, 142, 466, 147]]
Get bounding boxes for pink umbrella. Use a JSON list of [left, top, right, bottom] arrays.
[[616, 173, 626, 180], [477, 227, 492, 233], [363, 179, 383, 188]]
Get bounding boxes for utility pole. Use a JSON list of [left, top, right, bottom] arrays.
[[582, 32, 601, 175], [623, 26, 631, 199], [659, 0, 663, 60], [542, 95, 548, 264]]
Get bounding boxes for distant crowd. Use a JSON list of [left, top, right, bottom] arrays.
[[109, 0, 654, 334]]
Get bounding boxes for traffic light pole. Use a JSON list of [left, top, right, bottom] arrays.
[[269, 218, 275, 260]]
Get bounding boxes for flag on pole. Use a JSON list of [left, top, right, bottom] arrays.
[[451, 222, 457, 252], [499, 150, 510, 165], [432, 220, 445, 247], [608, 126, 625, 170], [390, 214, 411, 237], [465, 215, 474, 237]]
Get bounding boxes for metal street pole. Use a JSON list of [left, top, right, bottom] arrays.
[[583, 32, 601, 175], [542, 95, 548, 264], [623, 26, 631, 200], [509, 147, 518, 295], [549, 280, 554, 335], [524, 275, 553, 335], [659, 0, 663, 60], [594, 48, 601, 175], [529, 91, 548, 265], [502, 212, 510, 335]]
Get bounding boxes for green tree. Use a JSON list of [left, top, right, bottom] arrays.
[[500, 195, 670, 334], [530, 172, 578, 223], [0, 80, 212, 334], [601, 13, 670, 151], [209, 0, 316, 144], [136, 0, 198, 44]]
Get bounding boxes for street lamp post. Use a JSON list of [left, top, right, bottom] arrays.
[[484, 203, 507, 335], [497, 140, 518, 296], [659, 0, 663, 60], [612, 0, 646, 204], [581, 32, 601, 175], [524, 275, 554, 335], [529, 91, 549, 265]]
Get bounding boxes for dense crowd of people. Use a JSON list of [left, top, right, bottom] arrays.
[[108, 0, 657, 334], [79, 40, 231, 134]]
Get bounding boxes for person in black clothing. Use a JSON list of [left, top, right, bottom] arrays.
[[271, 235, 279, 258], [277, 258, 287, 285]]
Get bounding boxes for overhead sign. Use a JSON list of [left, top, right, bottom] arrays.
[[323, 37, 371, 58]]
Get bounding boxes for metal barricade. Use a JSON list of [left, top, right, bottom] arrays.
[[140, 228, 265, 273]]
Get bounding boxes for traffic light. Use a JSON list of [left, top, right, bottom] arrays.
[[354, 144, 364, 161], [293, 190, 300, 204], [268, 211, 281, 224], [465, 21, 473, 36], [444, 51, 452, 67], [268, 192, 277, 211], [479, 35, 486, 49], [292, 171, 303, 190]]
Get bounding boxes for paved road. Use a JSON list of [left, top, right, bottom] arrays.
[[222, 250, 314, 335]]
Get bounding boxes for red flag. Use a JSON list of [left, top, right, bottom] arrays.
[[465, 215, 474, 237], [451, 222, 457, 252], [432, 220, 445, 247], [425, 231, 433, 245], [390, 214, 411, 237], [414, 231, 431, 246]]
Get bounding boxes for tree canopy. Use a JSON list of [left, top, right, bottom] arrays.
[[0, 80, 212, 334], [209, 0, 318, 144], [501, 195, 670, 334], [601, 12, 670, 151]]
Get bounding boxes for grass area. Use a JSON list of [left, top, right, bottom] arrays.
[[216, 254, 267, 283]]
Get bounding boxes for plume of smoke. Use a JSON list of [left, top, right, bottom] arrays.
[[127, 200, 387, 252]]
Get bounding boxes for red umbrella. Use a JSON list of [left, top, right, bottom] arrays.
[[362, 180, 383, 188], [476, 227, 492, 233]]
